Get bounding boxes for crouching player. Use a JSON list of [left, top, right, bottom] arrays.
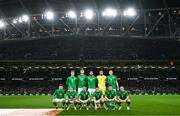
[[52, 84, 66, 109], [65, 87, 77, 110], [92, 87, 104, 110], [78, 85, 91, 110], [104, 85, 116, 110], [116, 86, 131, 110]]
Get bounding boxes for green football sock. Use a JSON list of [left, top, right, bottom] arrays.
[[53, 102, 58, 107], [127, 101, 130, 106]]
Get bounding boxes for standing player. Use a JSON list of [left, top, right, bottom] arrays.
[[92, 87, 104, 110], [104, 85, 116, 110], [77, 69, 87, 94], [52, 84, 66, 109], [65, 87, 77, 110], [97, 70, 106, 95], [66, 70, 77, 93], [116, 86, 131, 110], [87, 71, 96, 94], [106, 70, 119, 92], [78, 85, 91, 110]]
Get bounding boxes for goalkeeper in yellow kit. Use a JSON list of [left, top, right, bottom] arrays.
[[97, 70, 106, 95]]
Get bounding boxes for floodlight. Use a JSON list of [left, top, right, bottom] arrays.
[[67, 10, 76, 18], [102, 8, 117, 17], [0, 20, 5, 28], [124, 8, 137, 17], [44, 10, 54, 20], [22, 15, 29, 22], [18, 17, 22, 23], [84, 9, 94, 20], [13, 19, 18, 24]]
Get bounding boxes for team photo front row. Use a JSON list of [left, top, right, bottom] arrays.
[[52, 69, 131, 110]]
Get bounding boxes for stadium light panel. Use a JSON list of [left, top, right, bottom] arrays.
[[18, 17, 22, 23], [84, 9, 94, 20], [0, 20, 5, 28], [13, 19, 18, 24], [44, 10, 54, 20], [123, 8, 137, 17], [22, 15, 29, 22], [102, 8, 117, 17], [67, 10, 77, 19]]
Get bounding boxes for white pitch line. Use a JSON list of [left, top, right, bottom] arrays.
[[0, 109, 62, 116], [0, 109, 23, 116]]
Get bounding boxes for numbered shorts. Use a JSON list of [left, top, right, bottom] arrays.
[[53, 98, 65, 103], [88, 88, 95, 95]]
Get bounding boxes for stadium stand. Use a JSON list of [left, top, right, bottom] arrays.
[[0, 80, 179, 95], [0, 36, 179, 60]]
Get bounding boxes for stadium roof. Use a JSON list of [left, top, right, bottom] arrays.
[[0, 0, 180, 17], [0, 0, 180, 40]]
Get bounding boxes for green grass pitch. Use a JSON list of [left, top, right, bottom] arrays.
[[0, 95, 180, 115]]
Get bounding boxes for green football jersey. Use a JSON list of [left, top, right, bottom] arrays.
[[77, 74, 87, 88], [105, 89, 116, 99], [66, 91, 76, 99], [66, 76, 77, 91], [92, 91, 103, 100], [53, 89, 66, 99], [79, 90, 90, 100], [87, 75, 96, 89], [117, 90, 129, 100], [106, 75, 117, 89]]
